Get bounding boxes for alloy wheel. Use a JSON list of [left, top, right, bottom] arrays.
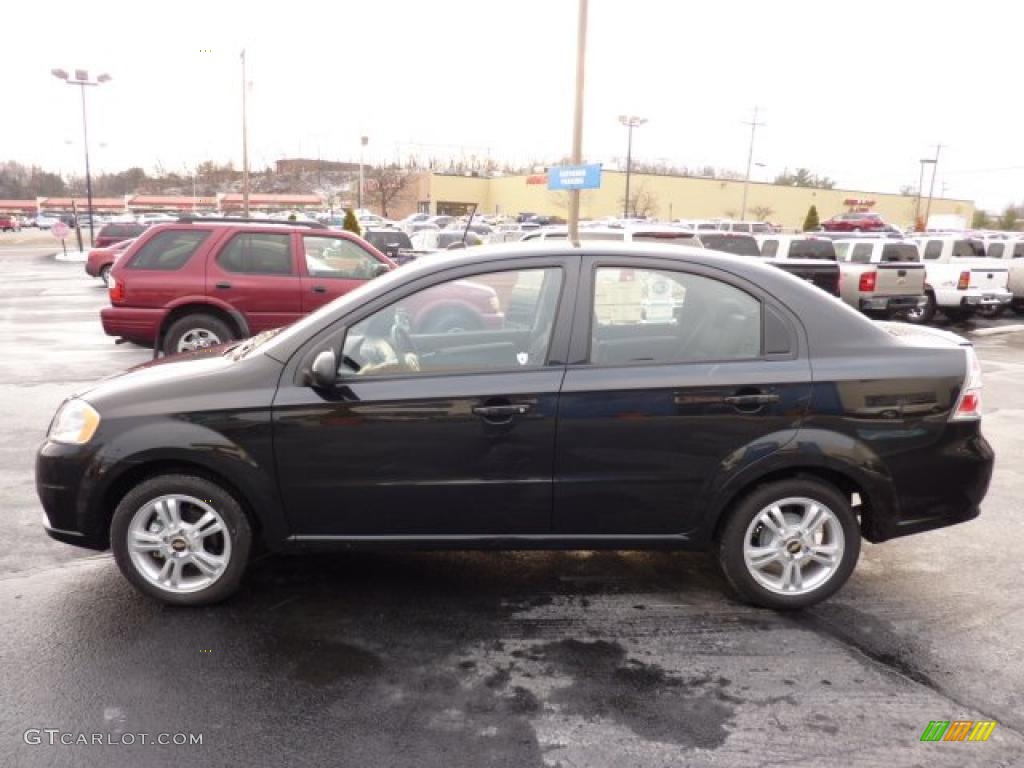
[[177, 328, 222, 353]]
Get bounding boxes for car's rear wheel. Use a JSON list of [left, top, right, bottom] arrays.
[[164, 313, 234, 354], [718, 478, 860, 610], [110, 474, 251, 606]]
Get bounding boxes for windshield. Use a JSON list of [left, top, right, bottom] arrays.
[[699, 234, 760, 257]]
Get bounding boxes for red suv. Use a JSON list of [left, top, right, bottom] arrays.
[[103, 221, 402, 354], [821, 212, 887, 232], [95, 222, 148, 248]]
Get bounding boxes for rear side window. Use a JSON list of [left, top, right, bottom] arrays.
[[834, 242, 850, 261], [760, 240, 779, 258], [789, 240, 836, 260], [218, 233, 294, 275], [850, 243, 873, 263], [700, 234, 760, 257], [591, 267, 762, 364], [987, 242, 1005, 259], [953, 240, 986, 258], [1014, 243, 1024, 259], [881, 244, 920, 262], [128, 229, 211, 270], [923, 240, 942, 259]]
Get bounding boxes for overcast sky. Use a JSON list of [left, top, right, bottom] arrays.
[[2, 0, 1021, 209]]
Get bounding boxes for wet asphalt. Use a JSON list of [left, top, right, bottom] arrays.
[[2, 234, 1023, 767]]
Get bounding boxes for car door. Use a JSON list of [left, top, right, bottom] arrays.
[[207, 230, 303, 332], [553, 257, 812, 535], [272, 256, 579, 536], [299, 233, 390, 312]]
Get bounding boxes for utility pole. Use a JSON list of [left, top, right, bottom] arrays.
[[923, 143, 944, 228], [241, 49, 250, 218], [358, 136, 368, 211], [618, 115, 647, 219], [568, 0, 588, 243], [740, 106, 765, 221]]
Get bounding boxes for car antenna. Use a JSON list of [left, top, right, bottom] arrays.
[[462, 203, 478, 245]]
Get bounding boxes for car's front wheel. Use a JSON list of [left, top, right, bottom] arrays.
[[111, 474, 252, 606], [718, 478, 860, 610]]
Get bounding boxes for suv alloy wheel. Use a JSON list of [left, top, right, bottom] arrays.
[[164, 313, 235, 355]]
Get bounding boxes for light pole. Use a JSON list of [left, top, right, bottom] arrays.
[[51, 68, 110, 248], [740, 106, 765, 222], [241, 50, 250, 218], [914, 158, 935, 230], [568, 0, 588, 243], [358, 136, 368, 211], [923, 144, 944, 228], [618, 115, 646, 219]]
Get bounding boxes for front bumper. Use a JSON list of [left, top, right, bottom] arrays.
[[36, 441, 109, 551]]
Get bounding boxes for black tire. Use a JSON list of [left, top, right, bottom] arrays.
[[1012, 300, 1024, 316], [717, 478, 861, 610], [905, 291, 935, 324], [976, 304, 1005, 319], [420, 306, 481, 334], [163, 313, 234, 355], [110, 474, 252, 606]]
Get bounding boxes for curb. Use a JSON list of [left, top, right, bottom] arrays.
[[971, 324, 1024, 337], [54, 250, 88, 263]]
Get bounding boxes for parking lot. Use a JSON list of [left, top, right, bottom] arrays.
[[3, 236, 1024, 767]]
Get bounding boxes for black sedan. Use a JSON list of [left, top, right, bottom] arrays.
[[36, 242, 993, 608]]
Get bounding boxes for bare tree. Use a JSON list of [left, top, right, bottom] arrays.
[[750, 205, 775, 222], [620, 182, 659, 218], [362, 166, 417, 217]]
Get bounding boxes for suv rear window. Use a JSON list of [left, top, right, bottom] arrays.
[[128, 229, 211, 270], [881, 244, 920, 262], [953, 239, 986, 258], [788, 240, 837, 260], [699, 234, 760, 257], [100, 223, 146, 240]]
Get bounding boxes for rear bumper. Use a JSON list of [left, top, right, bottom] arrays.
[[864, 428, 994, 543], [100, 306, 164, 344], [860, 294, 926, 312], [961, 291, 1012, 307]]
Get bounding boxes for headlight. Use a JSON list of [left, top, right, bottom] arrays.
[[48, 399, 101, 445]]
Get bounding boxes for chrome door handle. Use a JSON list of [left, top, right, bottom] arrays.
[[723, 394, 780, 406], [472, 404, 531, 419]]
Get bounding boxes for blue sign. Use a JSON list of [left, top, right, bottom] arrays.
[[547, 163, 602, 191]]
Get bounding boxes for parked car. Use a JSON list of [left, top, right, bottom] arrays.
[[696, 232, 840, 297], [0, 214, 22, 232], [101, 220, 395, 354], [37, 242, 993, 608], [410, 229, 484, 252], [34, 215, 60, 230], [755, 234, 838, 261], [362, 227, 416, 264], [832, 239, 927, 318], [519, 224, 698, 245], [95, 222, 148, 248], [717, 220, 771, 234], [907, 235, 1012, 322], [821, 212, 888, 232], [85, 238, 137, 286]]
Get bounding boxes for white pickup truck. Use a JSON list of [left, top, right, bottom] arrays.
[[981, 237, 1024, 315], [832, 239, 927, 318], [908, 236, 1012, 322]]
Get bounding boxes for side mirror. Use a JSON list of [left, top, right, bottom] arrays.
[[310, 349, 337, 388], [373, 263, 390, 277]]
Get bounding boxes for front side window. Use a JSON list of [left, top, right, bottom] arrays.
[[304, 236, 380, 279], [342, 268, 563, 377], [129, 229, 211, 270], [1013, 243, 1024, 259], [218, 233, 294, 275], [923, 240, 942, 259], [987, 242, 1005, 259], [760, 240, 779, 258], [591, 268, 761, 365]]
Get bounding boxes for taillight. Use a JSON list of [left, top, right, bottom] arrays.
[[109, 278, 125, 302], [859, 271, 877, 292], [951, 346, 983, 421], [957, 271, 970, 290]]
